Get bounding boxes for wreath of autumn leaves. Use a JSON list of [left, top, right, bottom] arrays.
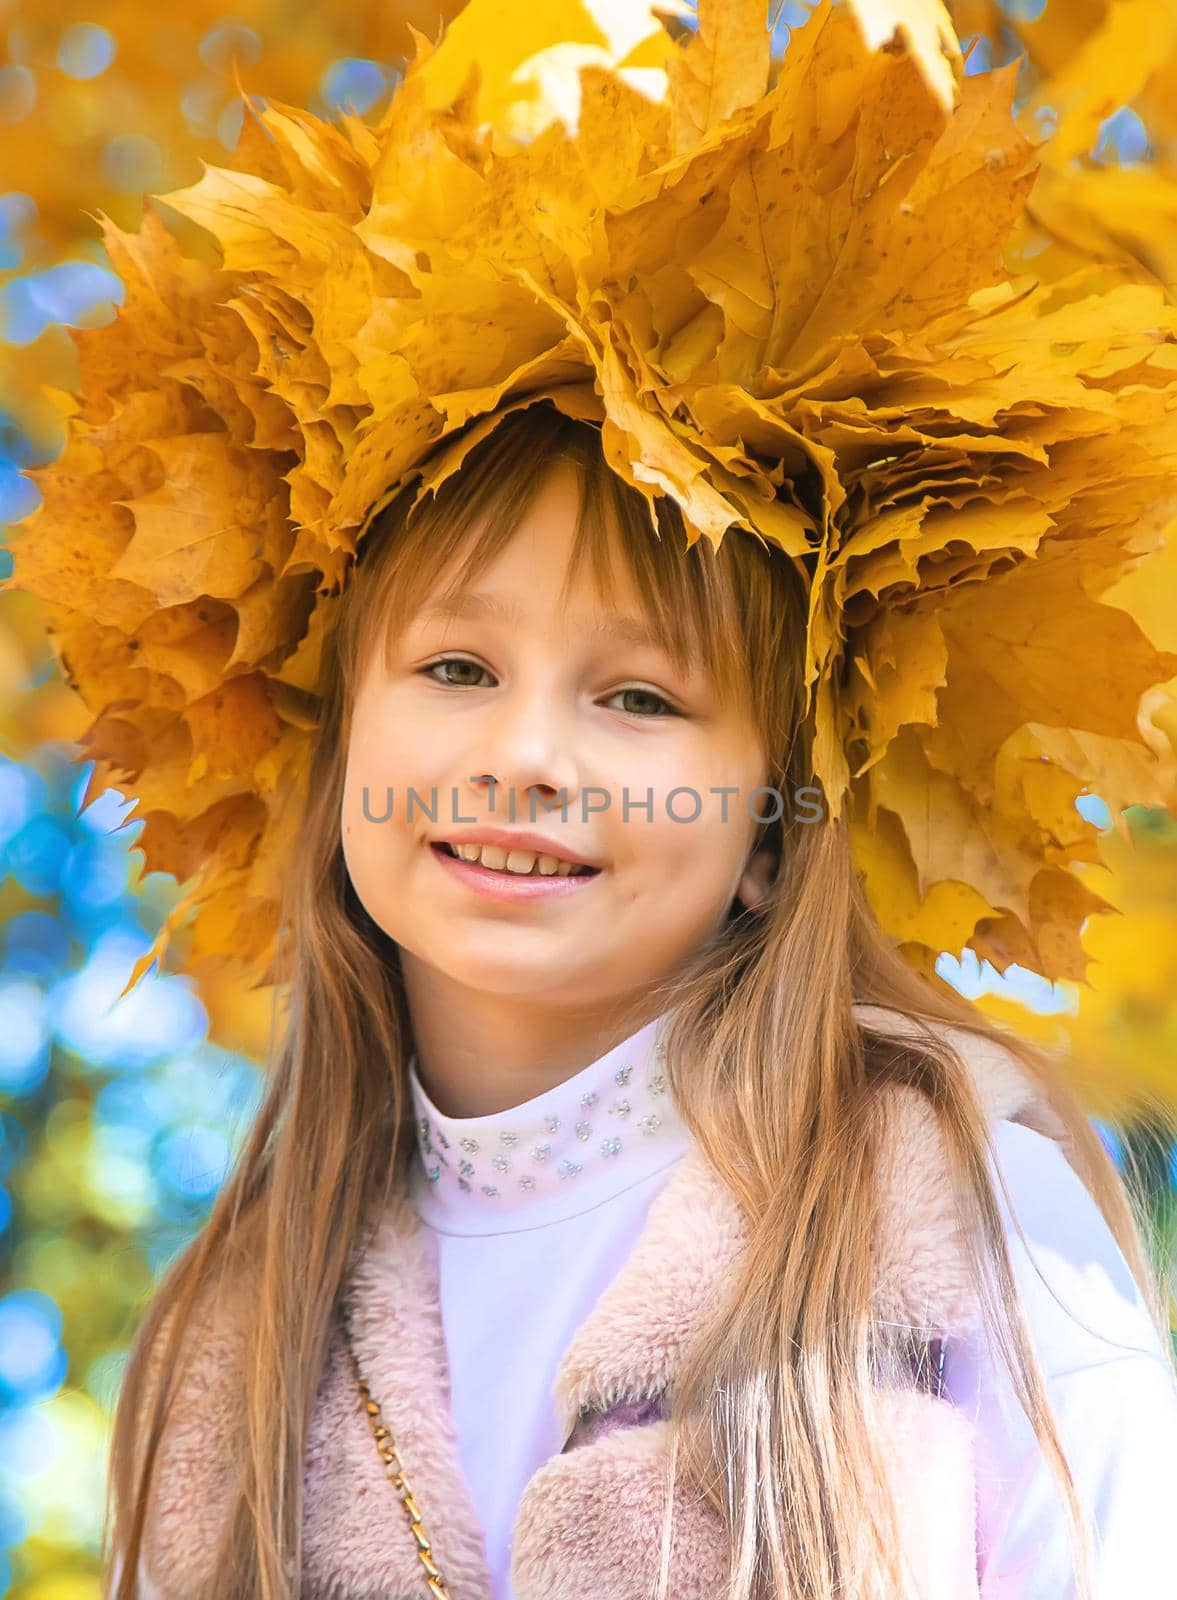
[[6, 0, 1176, 1000]]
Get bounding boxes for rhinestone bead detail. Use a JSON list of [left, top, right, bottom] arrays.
[[410, 1034, 677, 1206]]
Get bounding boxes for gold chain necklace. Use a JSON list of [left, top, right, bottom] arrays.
[[339, 1303, 452, 1599]]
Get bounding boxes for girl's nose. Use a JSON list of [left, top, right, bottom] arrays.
[[471, 687, 581, 815]]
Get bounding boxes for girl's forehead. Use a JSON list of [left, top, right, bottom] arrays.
[[414, 586, 665, 645], [402, 515, 669, 641]]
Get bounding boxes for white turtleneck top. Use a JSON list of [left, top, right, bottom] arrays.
[[405, 1016, 1177, 1600], [406, 1011, 690, 1599]]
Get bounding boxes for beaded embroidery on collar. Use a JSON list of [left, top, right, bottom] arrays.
[[407, 1014, 683, 1215]]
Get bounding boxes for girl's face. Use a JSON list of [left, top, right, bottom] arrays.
[[341, 461, 774, 1029]]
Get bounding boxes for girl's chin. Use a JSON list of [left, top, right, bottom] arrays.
[[412, 961, 613, 1002]]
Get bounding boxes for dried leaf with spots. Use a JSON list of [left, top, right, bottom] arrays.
[[845, 0, 961, 113]]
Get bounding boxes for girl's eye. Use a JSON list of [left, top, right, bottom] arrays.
[[605, 686, 678, 719], [419, 658, 678, 718], [421, 657, 491, 689]]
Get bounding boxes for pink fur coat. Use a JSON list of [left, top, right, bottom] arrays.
[[137, 1010, 1070, 1599]]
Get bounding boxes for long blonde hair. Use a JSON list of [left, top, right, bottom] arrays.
[[105, 402, 1175, 1600]]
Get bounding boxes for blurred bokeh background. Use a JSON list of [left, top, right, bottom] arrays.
[[0, 1, 1174, 1595]]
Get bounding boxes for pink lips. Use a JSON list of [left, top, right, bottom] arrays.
[[430, 841, 601, 902]]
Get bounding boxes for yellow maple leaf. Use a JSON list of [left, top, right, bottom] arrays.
[[845, 0, 961, 113]]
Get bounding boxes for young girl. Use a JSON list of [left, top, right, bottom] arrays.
[[99, 403, 1177, 1600]]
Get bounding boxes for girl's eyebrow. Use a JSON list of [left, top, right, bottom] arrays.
[[419, 590, 665, 653]]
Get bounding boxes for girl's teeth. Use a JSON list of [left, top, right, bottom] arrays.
[[452, 843, 585, 877]]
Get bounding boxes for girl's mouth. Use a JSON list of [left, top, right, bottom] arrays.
[[429, 840, 602, 902]]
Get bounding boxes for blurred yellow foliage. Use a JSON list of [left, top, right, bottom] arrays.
[[943, 0, 1177, 1116], [977, 814, 1177, 1120], [0, 2, 458, 263], [950, 0, 1177, 287]]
